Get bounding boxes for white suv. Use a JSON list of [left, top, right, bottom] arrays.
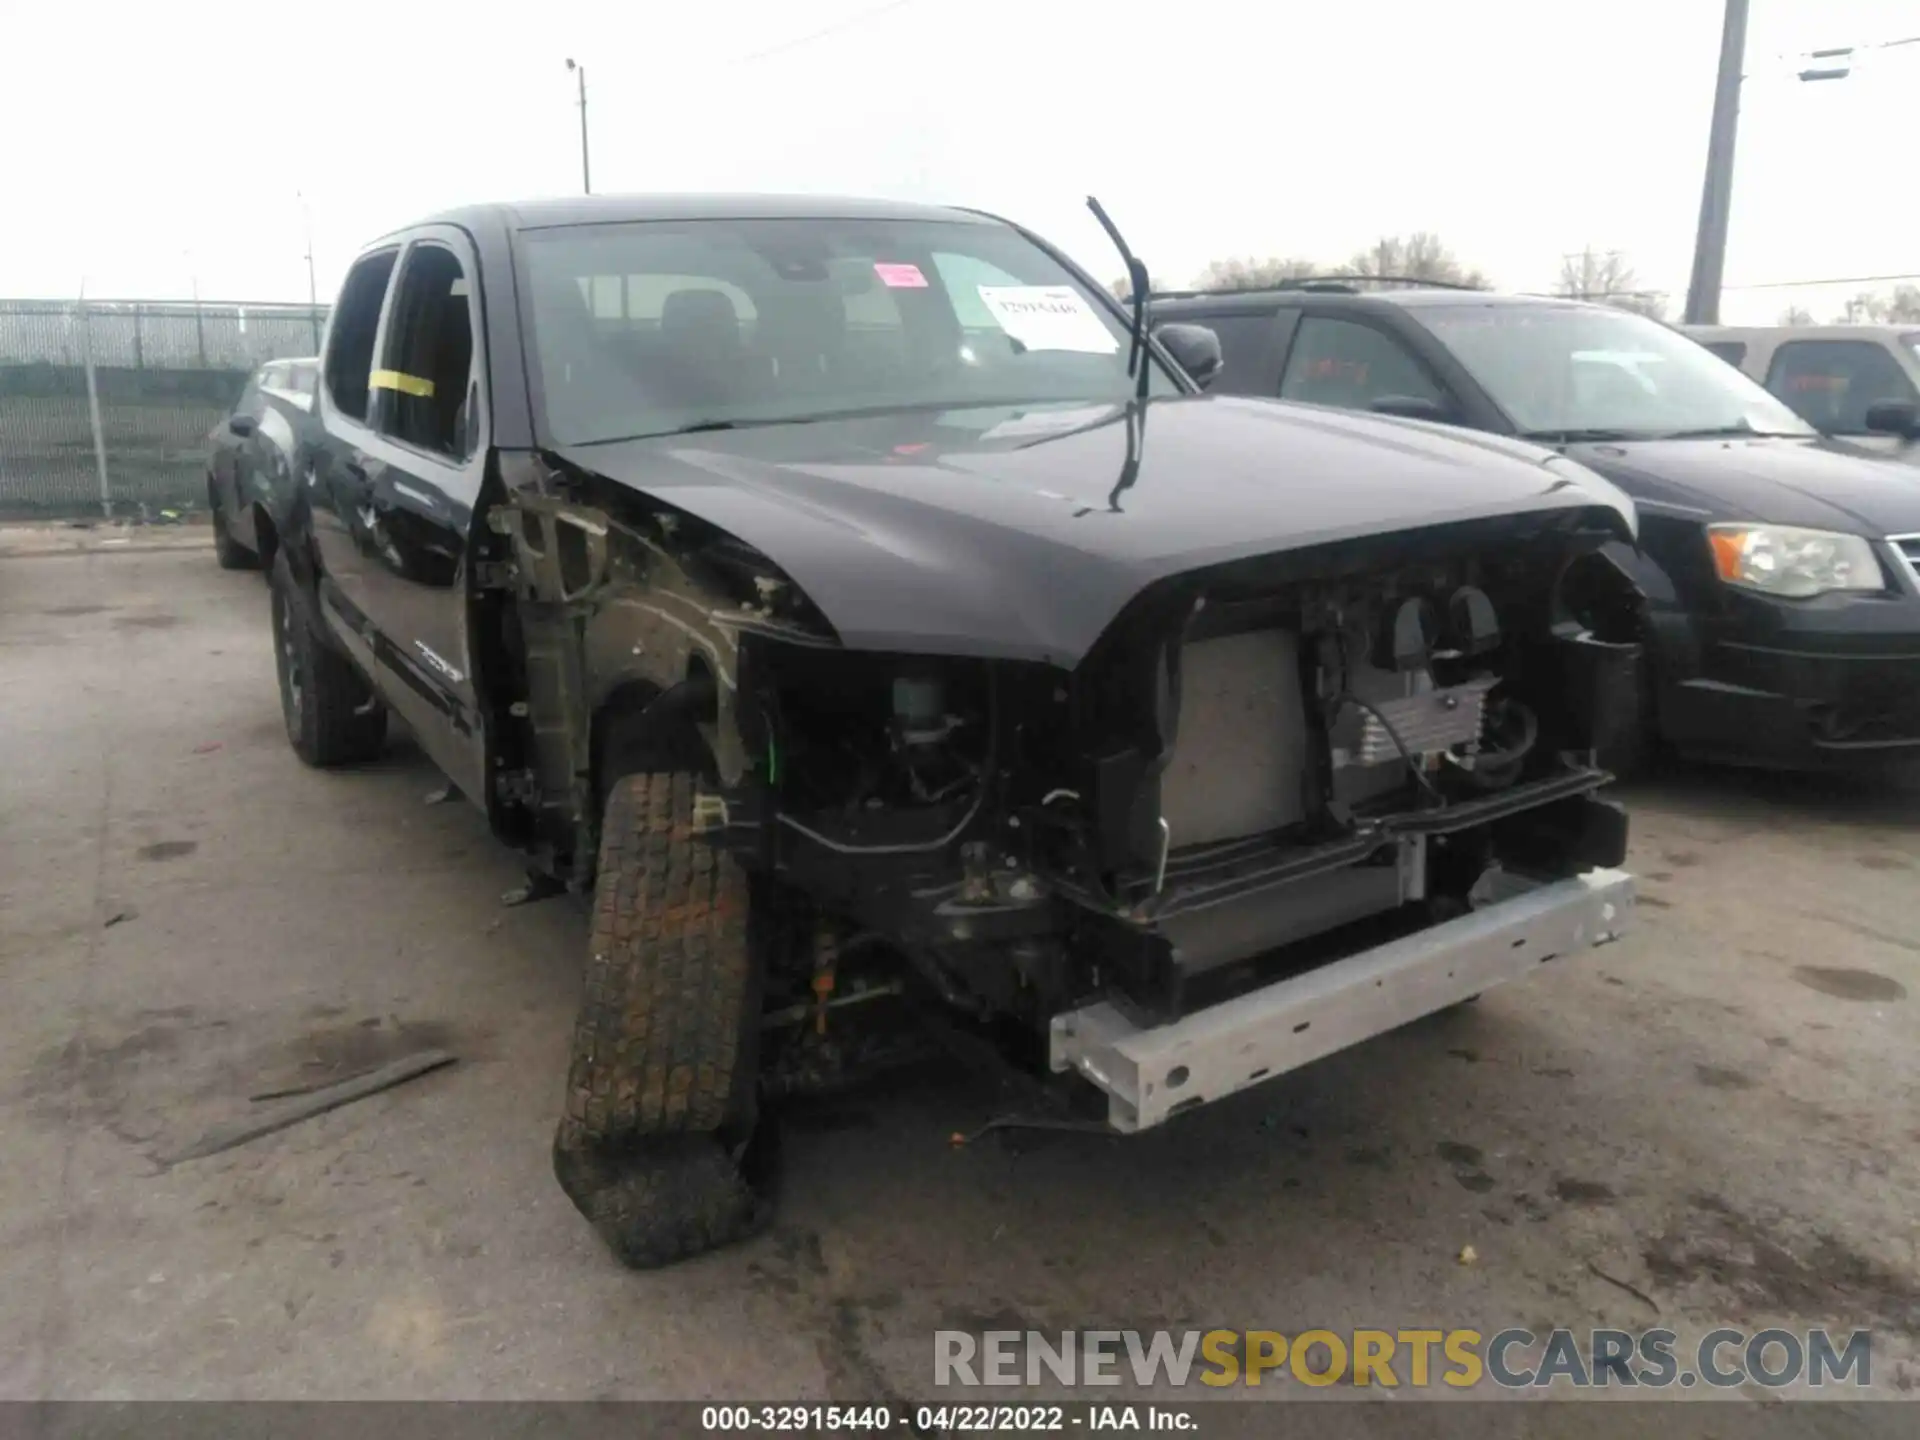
[[1682, 323, 1920, 460]]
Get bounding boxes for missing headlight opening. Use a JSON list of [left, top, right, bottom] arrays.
[[660, 512, 1637, 1045]]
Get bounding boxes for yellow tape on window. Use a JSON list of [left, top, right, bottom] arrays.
[[370, 369, 436, 398]]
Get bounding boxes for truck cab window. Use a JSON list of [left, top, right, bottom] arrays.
[[324, 250, 398, 422], [1281, 317, 1445, 412], [380, 244, 477, 460]]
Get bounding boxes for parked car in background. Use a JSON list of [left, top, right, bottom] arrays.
[[1681, 324, 1920, 462], [1150, 283, 1920, 771], [206, 356, 318, 569], [266, 196, 1639, 1267]]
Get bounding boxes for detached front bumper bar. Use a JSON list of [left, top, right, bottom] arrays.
[[1050, 867, 1635, 1133]]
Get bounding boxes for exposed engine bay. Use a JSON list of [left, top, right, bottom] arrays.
[[484, 458, 1634, 1119], [737, 555, 1625, 1030]]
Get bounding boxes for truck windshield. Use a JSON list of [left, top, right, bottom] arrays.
[[1415, 304, 1816, 442], [518, 216, 1179, 445]]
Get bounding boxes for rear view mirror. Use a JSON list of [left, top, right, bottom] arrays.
[[228, 415, 258, 437], [1863, 399, 1920, 440], [1153, 323, 1223, 389], [1370, 394, 1451, 423]]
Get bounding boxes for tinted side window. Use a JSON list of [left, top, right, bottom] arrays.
[[1766, 340, 1919, 433], [378, 243, 477, 460], [325, 249, 399, 422], [1280, 317, 1445, 411], [1702, 341, 1746, 366], [1196, 313, 1280, 394]]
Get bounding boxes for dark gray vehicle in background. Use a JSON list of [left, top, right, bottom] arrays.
[[206, 356, 317, 569], [266, 194, 1638, 1268]]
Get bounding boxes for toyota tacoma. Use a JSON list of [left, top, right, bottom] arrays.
[[264, 194, 1638, 1266]]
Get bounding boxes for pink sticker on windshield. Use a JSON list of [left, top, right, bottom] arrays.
[[874, 262, 929, 288]]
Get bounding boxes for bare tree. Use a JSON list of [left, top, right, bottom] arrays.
[[1778, 305, 1816, 326], [1346, 233, 1488, 289], [1188, 256, 1321, 293], [1108, 274, 1172, 300], [1554, 247, 1668, 320], [1841, 292, 1888, 323], [1838, 285, 1920, 324]]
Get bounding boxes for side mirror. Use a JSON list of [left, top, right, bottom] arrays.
[[1370, 394, 1451, 423], [1863, 399, 1920, 440], [1153, 323, 1223, 390], [228, 414, 258, 437]]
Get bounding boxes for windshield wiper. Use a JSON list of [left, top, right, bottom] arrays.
[[1654, 424, 1808, 440], [1519, 427, 1650, 444], [572, 419, 747, 445], [1086, 195, 1152, 404], [574, 399, 1114, 447]]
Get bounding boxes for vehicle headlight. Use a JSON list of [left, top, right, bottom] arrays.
[[1706, 524, 1883, 599]]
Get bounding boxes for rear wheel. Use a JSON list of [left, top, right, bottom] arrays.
[[269, 551, 386, 766], [209, 480, 259, 571], [553, 771, 777, 1267]]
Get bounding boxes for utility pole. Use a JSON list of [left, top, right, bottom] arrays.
[[189, 261, 207, 367], [300, 191, 321, 352], [565, 58, 591, 194], [1683, 0, 1750, 325]]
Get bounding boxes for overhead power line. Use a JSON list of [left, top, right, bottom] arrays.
[[1723, 273, 1920, 291], [736, 0, 925, 64]]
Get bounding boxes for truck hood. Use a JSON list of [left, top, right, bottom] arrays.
[[557, 395, 1634, 667], [1564, 435, 1920, 535]]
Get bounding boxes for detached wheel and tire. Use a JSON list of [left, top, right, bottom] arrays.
[[553, 772, 777, 1268], [269, 552, 386, 766], [209, 482, 259, 571]]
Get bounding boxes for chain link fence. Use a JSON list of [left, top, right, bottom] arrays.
[[0, 299, 328, 520]]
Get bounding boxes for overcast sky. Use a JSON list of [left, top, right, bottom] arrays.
[[3, 0, 1914, 323]]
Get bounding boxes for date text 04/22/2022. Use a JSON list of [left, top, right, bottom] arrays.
[[698, 1404, 1196, 1431]]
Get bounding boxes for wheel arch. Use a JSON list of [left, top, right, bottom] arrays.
[[591, 665, 720, 809]]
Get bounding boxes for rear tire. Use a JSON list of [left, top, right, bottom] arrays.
[[270, 551, 386, 767], [210, 482, 259, 571], [553, 772, 777, 1268]]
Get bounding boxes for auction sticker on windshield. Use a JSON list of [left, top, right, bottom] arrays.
[[977, 285, 1119, 354]]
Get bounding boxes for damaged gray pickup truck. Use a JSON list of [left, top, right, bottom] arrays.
[[262, 194, 1638, 1266]]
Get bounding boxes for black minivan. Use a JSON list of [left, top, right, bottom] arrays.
[[1151, 285, 1920, 770]]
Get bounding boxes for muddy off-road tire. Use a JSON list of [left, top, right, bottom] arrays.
[[270, 551, 386, 767], [553, 772, 776, 1267], [210, 484, 259, 571]]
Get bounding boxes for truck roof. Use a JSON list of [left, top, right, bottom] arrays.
[[409, 193, 1000, 236]]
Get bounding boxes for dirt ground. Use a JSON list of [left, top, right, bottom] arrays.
[[2, 538, 1917, 1416]]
